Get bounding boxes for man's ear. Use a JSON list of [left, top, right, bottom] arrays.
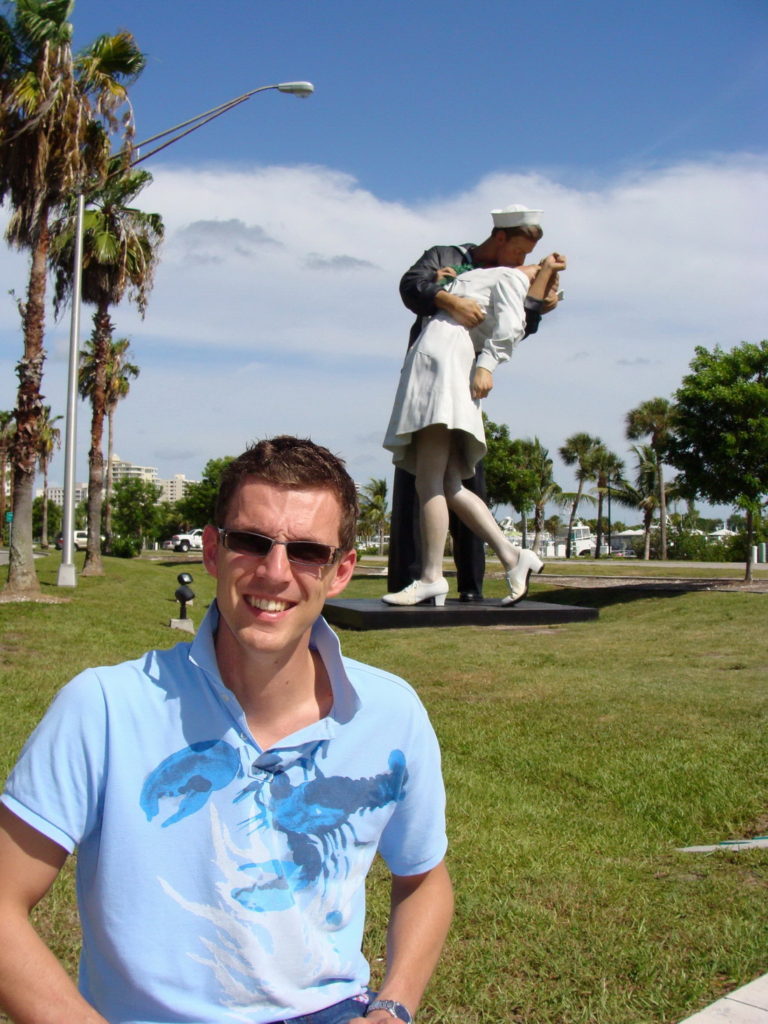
[[488, 228, 505, 257], [326, 548, 356, 598], [202, 524, 220, 578]]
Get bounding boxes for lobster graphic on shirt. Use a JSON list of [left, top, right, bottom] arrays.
[[140, 739, 408, 906]]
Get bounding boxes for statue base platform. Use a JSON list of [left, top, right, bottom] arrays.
[[322, 597, 598, 631]]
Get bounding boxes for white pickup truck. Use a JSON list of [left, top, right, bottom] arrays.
[[164, 528, 204, 553]]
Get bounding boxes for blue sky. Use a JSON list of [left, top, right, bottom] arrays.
[[68, 0, 767, 199], [1, 0, 766, 521]]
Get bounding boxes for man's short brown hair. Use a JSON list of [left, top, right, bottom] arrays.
[[215, 436, 359, 551], [493, 224, 544, 242]]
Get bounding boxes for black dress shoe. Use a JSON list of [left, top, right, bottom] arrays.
[[459, 591, 483, 603]]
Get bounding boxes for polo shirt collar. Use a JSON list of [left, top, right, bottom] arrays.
[[189, 602, 361, 733]]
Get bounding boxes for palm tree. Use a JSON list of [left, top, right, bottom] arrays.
[[558, 432, 602, 558], [103, 338, 139, 548], [36, 405, 62, 549], [625, 398, 676, 561], [52, 162, 162, 575], [589, 445, 625, 557], [611, 444, 661, 560], [0, 2, 144, 593], [523, 438, 564, 555], [0, 409, 15, 545], [359, 478, 389, 555], [78, 335, 139, 550]]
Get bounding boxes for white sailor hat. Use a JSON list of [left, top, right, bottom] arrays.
[[491, 204, 543, 228]]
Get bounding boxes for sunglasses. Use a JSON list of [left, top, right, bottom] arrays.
[[218, 528, 341, 567]]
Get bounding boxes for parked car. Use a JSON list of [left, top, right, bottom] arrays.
[[55, 530, 92, 551], [163, 528, 204, 553]]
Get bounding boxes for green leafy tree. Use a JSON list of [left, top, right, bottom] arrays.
[[53, 162, 162, 576], [111, 477, 161, 550], [33, 493, 60, 541], [523, 438, 564, 555], [625, 397, 676, 561], [154, 501, 186, 546], [74, 496, 87, 529], [558, 432, 603, 558], [544, 514, 562, 540], [176, 457, 235, 528], [359, 477, 388, 555], [666, 340, 768, 581], [483, 415, 538, 515], [36, 403, 61, 548], [0, 0, 144, 594]]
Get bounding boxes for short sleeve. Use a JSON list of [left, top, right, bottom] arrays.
[[1, 670, 109, 852], [376, 707, 447, 876]]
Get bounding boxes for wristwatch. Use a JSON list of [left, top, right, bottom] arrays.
[[366, 998, 413, 1023]]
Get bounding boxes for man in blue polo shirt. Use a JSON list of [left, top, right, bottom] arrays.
[[0, 435, 453, 1024]]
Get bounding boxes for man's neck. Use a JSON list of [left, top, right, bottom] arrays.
[[215, 631, 333, 750], [468, 235, 499, 267]]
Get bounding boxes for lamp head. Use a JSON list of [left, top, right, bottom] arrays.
[[276, 81, 314, 98]]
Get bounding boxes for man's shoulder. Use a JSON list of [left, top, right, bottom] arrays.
[[417, 242, 476, 262], [55, 640, 193, 707], [341, 656, 424, 707]]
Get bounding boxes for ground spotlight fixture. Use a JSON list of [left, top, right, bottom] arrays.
[[175, 572, 195, 620]]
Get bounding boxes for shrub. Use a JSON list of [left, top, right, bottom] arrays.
[[110, 536, 142, 559]]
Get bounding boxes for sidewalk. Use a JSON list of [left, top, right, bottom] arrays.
[[681, 975, 768, 1023]]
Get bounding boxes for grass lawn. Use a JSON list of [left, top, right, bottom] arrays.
[[1, 552, 767, 1024]]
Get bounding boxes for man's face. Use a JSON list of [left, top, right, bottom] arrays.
[[203, 479, 356, 672], [493, 233, 538, 268]]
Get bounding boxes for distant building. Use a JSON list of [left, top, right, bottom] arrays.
[[42, 483, 89, 507], [43, 460, 199, 508], [109, 454, 159, 485], [158, 474, 198, 504]]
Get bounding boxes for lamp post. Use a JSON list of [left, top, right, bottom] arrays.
[[57, 82, 314, 587]]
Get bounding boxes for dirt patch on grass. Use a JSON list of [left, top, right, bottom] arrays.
[[0, 592, 70, 604], [483, 625, 564, 634], [744, 812, 768, 838]]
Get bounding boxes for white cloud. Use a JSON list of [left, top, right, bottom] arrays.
[[1, 154, 765, 520]]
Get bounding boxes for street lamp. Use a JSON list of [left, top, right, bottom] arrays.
[[130, 82, 314, 167], [57, 82, 314, 587]]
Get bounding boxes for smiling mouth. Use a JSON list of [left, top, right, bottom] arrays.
[[244, 595, 292, 613]]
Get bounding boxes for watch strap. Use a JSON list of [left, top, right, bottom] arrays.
[[366, 998, 413, 1023]]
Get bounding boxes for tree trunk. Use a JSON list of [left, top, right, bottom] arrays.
[[0, 444, 7, 547], [657, 456, 668, 560], [744, 507, 754, 583], [643, 510, 652, 560], [4, 221, 49, 595], [41, 462, 50, 548], [565, 487, 582, 559], [594, 493, 604, 558], [533, 504, 544, 555], [104, 404, 115, 552], [82, 307, 112, 577], [6, 464, 38, 593]]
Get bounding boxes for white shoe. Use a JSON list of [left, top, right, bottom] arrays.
[[504, 550, 544, 605], [382, 578, 449, 606]]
